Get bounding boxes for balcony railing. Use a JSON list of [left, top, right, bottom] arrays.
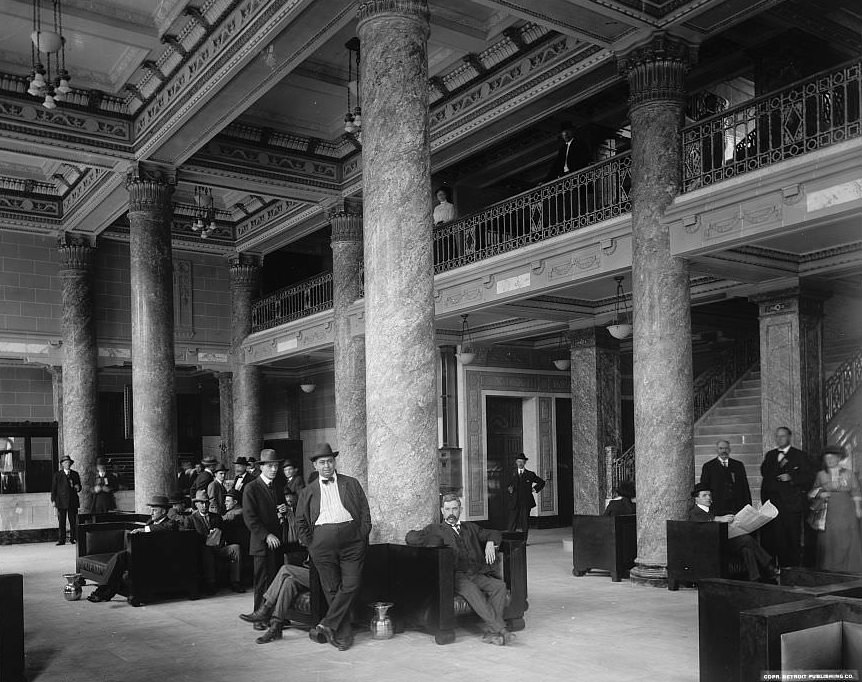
[[433, 152, 632, 274], [682, 59, 862, 192], [251, 272, 333, 333], [825, 347, 862, 424]]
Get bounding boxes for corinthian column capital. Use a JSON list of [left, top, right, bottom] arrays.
[[126, 162, 176, 215]]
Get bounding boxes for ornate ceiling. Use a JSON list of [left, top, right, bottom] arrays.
[[0, 0, 859, 256]]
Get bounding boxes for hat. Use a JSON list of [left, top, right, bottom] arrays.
[[148, 495, 171, 508], [247, 457, 257, 464], [201, 456, 217, 466], [691, 482, 711, 497], [258, 449, 283, 464], [59, 455, 74, 465], [233, 457, 248, 466], [514, 453, 528, 462], [310, 443, 339, 462], [822, 445, 845, 457], [193, 490, 210, 503], [168, 492, 186, 505], [213, 464, 228, 473], [225, 490, 240, 501]]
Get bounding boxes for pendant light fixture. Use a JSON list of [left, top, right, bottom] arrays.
[[607, 275, 633, 340], [458, 314, 475, 365]]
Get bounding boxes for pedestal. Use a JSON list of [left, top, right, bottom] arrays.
[[359, 0, 438, 543]]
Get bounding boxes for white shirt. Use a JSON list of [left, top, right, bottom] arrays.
[[315, 473, 353, 525], [563, 139, 573, 172], [696, 504, 710, 514], [433, 201, 455, 225], [776, 446, 790, 462]]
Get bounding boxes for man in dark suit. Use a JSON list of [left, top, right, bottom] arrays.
[[544, 121, 591, 182], [406, 493, 514, 645], [700, 440, 752, 515], [189, 490, 243, 594], [760, 426, 814, 567], [87, 494, 178, 602], [192, 456, 216, 496], [283, 460, 305, 497], [50, 455, 81, 545], [689, 483, 777, 582], [296, 443, 371, 652], [231, 457, 252, 501], [241, 449, 287, 629], [506, 454, 545, 540]]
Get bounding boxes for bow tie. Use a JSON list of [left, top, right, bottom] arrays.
[[448, 523, 461, 533], [321, 478, 333, 485]]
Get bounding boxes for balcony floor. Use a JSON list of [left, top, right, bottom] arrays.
[[8, 528, 698, 682]]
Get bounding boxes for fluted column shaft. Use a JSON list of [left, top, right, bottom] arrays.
[[359, 0, 437, 543], [619, 35, 696, 581], [127, 167, 177, 511], [230, 255, 262, 461], [331, 210, 368, 488], [570, 327, 621, 515], [58, 240, 99, 511]]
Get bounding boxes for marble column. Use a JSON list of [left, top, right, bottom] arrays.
[[753, 287, 825, 459], [127, 165, 177, 511], [359, 0, 438, 543], [619, 35, 697, 583], [570, 327, 621, 515], [58, 238, 99, 512], [229, 255, 263, 461], [330, 209, 368, 488], [216, 371, 234, 466], [47, 366, 63, 459]]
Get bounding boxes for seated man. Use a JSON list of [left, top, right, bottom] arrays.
[[689, 482, 778, 583], [167, 491, 190, 529], [239, 560, 311, 644], [406, 493, 514, 645], [189, 490, 244, 594], [87, 494, 178, 603]]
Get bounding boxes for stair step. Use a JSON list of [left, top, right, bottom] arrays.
[[705, 416, 763, 426], [722, 398, 761, 407], [698, 424, 762, 436], [694, 433, 762, 445], [734, 388, 761, 397], [694, 444, 763, 454], [706, 406, 762, 416]]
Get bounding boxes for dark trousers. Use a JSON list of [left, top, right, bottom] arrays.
[[728, 535, 773, 581], [57, 507, 77, 543], [763, 512, 803, 567], [455, 572, 508, 634], [252, 551, 281, 611], [308, 521, 366, 640], [203, 544, 241, 586], [93, 551, 129, 599], [507, 505, 531, 539]]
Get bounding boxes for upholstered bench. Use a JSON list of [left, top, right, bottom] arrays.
[[572, 514, 636, 582]]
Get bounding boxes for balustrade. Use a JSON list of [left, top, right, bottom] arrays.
[[825, 348, 862, 424], [683, 59, 862, 192], [250, 272, 333, 333], [433, 152, 632, 274]]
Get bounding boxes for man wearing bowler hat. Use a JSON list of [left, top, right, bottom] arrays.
[[51, 454, 81, 545], [232, 456, 252, 500], [242, 448, 288, 629], [506, 453, 545, 540], [297, 443, 371, 651]]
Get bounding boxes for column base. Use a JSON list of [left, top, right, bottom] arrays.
[[629, 562, 668, 587]]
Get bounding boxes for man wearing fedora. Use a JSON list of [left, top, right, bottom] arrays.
[[208, 463, 229, 515], [167, 491, 191, 529], [192, 456, 217, 496], [87, 494, 178, 602], [51, 454, 81, 545], [297, 443, 371, 652], [231, 456, 252, 500], [189, 490, 244, 594], [506, 453, 545, 541], [92, 457, 119, 514], [242, 448, 288, 627]]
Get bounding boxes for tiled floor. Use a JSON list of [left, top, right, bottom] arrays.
[[1, 528, 698, 682]]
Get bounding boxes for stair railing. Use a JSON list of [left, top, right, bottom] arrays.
[[825, 347, 862, 424], [610, 337, 760, 491]]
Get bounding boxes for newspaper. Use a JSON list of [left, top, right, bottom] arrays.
[[727, 501, 779, 539]]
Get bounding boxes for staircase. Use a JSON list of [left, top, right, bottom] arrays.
[[824, 337, 862, 457], [694, 369, 764, 502]]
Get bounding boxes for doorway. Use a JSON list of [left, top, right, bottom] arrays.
[[486, 396, 523, 530]]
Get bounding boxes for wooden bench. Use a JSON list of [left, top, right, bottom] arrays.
[[572, 514, 636, 582], [666, 520, 749, 590], [0, 574, 24, 682]]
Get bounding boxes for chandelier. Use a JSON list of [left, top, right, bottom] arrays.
[[343, 37, 362, 134], [27, 0, 72, 110], [191, 186, 217, 239], [607, 276, 633, 340]]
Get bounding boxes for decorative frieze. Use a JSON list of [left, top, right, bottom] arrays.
[[617, 33, 697, 108]]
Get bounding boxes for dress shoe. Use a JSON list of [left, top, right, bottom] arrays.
[[309, 624, 331, 644], [500, 629, 516, 645], [253, 622, 268, 631], [255, 622, 283, 644], [55, 541, 65, 546], [230, 582, 246, 593], [240, 603, 274, 623], [482, 632, 504, 646], [70, 539, 76, 544]]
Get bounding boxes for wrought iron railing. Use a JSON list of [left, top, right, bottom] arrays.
[[251, 272, 333, 333], [682, 59, 862, 192], [611, 337, 760, 491], [433, 152, 632, 274], [825, 347, 862, 424]]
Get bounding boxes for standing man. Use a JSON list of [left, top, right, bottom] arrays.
[[208, 464, 228, 516], [506, 454, 545, 540], [700, 440, 752, 515], [91, 457, 119, 514], [296, 443, 371, 652], [760, 426, 815, 567], [50, 454, 81, 545], [543, 121, 591, 182], [242, 448, 287, 631], [231, 456, 251, 501], [192, 456, 216, 496], [283, 460, 305, 497]]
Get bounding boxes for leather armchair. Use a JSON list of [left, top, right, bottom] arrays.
[[572, 514, 636, 582]]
